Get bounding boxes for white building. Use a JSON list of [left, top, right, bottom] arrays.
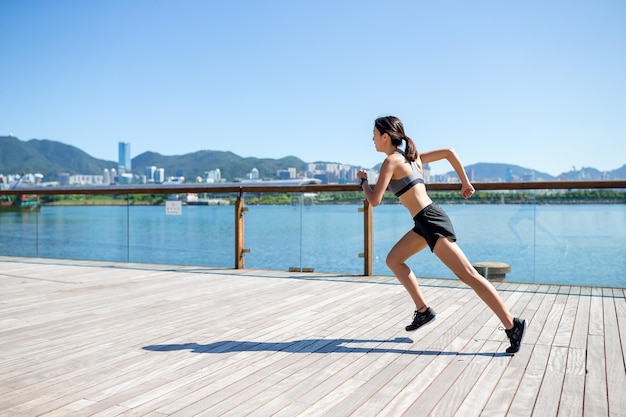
[[204, 169, 221, 183], [146, 166, 157, 183], [248, 168, 260, 180], [59, 174, 107, 185], [155, 168, 165, 183]]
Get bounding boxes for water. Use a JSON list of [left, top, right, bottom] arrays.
[[1, 203, 625, 287]]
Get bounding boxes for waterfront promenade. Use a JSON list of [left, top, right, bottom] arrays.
[[0, 257, 624, 416]]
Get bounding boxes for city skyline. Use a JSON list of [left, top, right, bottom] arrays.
[[2, 133, 624, 182]]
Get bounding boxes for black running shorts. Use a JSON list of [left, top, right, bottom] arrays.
[[412, 203, 457, 252]]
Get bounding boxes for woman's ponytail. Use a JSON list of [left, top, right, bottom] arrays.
[[403, 136, 418, 162]]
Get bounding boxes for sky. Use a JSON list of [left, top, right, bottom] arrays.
[[1, 0, 625, 177]]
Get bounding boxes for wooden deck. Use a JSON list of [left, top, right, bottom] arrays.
[[0, 257, 624, 417]]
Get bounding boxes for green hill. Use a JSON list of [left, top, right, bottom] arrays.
[[132, 150, 308, 180], [0, 136, 309, 181], [0, 136, 114, 179]]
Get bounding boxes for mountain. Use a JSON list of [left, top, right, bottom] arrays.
[[454, 163, 556, 182], [0, 136, 114, 179], [556, 165, 626, 180], [449, 163, 626, 181], [132, 150, 308, 181], [1, 135, 625, 182], [611, 164, 626, 179], [0, 136, 309, 181]]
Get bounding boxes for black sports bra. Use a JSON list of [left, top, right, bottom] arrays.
[[387, 151, 425, 197]]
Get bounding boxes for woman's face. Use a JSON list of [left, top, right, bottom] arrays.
[[372, 127, 385, 152]]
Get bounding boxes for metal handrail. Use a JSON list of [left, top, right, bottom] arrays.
[[2, 180, 625, 196]]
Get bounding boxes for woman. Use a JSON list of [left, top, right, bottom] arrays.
[[357, 116, 526, 354]]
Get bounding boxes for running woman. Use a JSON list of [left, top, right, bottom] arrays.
[[357, 115, 526, 354]]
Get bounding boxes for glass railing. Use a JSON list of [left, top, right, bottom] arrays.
[[244, 194, 365, 273], [372, 201, 626, 288], [1, 181, 624, 287]]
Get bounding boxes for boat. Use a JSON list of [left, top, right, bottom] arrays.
[[0, 194, 41, 212], [0, 175, 42, 212]]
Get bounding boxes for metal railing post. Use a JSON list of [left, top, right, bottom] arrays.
[[235, 190, 249, 269], [359, 199, 373, 276]]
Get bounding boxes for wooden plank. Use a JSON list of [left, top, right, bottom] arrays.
[[478, 283, 555, 416], [451, 341, 509, 417], [506, 344, 552, 416], [614, 287, 626, 382], [401, 338, 497, 417], [552, 286, 580, 347], [603, 287, 626, 417], [557, 347, 586, 417], [531, 346, 568, 416], [584, 286, 610, 417], [585, 334, 610, 416]]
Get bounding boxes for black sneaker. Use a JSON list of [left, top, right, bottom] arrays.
[[405, 307, 436, 331], [505, 318, 527, 354]]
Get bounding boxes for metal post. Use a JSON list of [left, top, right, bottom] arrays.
[[358, 199, 373, 276], [235, 191, 249, 269]]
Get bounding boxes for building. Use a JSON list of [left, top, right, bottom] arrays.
[[155, 168, 165, 183], [277, 167, 296, 179], [307, 162, 358, 184], [118, 142, 131, 173], [204, 169, 221, 183], [58, 173, 107, 185], [145, 166, 157, 183], [248, 168, 260, 180]]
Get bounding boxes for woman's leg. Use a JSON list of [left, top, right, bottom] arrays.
[[386, 230, 429, 309], [433, 237, 514, 329]]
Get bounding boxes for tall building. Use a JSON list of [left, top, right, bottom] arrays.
[[155, 168, 165, 183], [145, 166, 157, 183], [204, 169, 221, 183], [118, 142, 131, 173]]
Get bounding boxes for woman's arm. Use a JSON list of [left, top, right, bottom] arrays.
[[357, 157, 396, 206], [420, 148, 475, 199]]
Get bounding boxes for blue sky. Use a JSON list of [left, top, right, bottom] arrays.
[[1, 0, 625, 177]]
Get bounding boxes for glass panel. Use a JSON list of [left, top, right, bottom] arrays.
[[127, 194, 235, 267], [244, 193, 303, 270], [459, 204, 536, 283], [0, 210, 40, 257], [299, 196, 362, 274], [533, 204, 626, 287], [374, 199, 626, 288], [36, 196, 130, 262], [244, 192, 364, 274]]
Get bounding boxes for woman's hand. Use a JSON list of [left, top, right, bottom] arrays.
[[461, 182, 475, 199], [357, 169, 368, 180]]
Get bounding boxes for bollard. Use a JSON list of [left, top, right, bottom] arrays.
[[473, 261, 511, 282]]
